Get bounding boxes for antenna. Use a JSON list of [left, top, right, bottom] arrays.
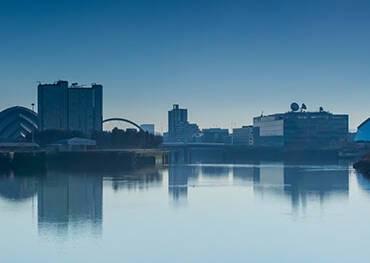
[[301, 103, 307, 112]]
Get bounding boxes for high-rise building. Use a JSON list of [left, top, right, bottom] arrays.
[[38, 80, 69, 130], [167, 104, 199, 142], [38, 81, 103, 134], [68, 84, 103, 134]]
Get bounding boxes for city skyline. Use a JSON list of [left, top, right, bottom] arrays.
[[1, 0, 370, 131]]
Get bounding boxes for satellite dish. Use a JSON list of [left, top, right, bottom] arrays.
[[301, 103, 307, 111], [290, 102, 299, 112]]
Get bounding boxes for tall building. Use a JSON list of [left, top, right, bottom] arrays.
[[253, 107, 349, 149], [167, 104, 199, 142], [38, 80, 69, 130], [68, 84, 103, 134], [38, 81, 103, 134]]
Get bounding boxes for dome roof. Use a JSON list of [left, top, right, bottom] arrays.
[[0, 106, 39, 141]]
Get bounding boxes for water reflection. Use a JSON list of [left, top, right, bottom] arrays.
[[37, 171, 103, 235], [168, 163, 350, 210], [282, 166, 348, 210], [0, 163, 361, 239], [109, 169, 162, 192], [355, 172, 370, 194], [0, 171, 37, 201], [0, 167, 162, 237], [168, 165, 198, 203]]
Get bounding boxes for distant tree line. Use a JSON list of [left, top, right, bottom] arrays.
[[92, 128, 162, 149], [27, 128, 162, 148]]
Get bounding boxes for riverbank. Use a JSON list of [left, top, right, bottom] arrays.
[[0, 149, 166, 172]]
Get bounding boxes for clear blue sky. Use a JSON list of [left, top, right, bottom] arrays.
[[1, 0, 369, 132]]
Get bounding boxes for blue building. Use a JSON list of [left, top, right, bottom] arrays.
[[355, 118, 370, 142]]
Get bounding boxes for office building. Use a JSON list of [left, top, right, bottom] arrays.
[[38, 81, 103, 134], [167, 104, 200, 142], [253, 106, 349, 149], [232, 125, 254, 145]]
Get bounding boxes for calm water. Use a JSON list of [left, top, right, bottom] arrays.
[[1, 162, 370, 262]]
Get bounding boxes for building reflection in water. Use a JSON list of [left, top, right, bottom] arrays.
[[283, 166, 349, 209], [201, 166, 229, 178], [168, 165, 199, 203], [168, 163, 349, 210], [109, 168, 162, 192], [37, 170, 103, 235], [0, 171, 38, 202], [0, 168, 163, 237], [355, 172, 370, 195], [234, 163, 349, 210]]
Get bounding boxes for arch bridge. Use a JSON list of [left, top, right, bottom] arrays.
[[103, 118, 144, 132]]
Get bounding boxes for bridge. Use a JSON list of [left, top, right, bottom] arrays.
[[103, 118, 144, 132]]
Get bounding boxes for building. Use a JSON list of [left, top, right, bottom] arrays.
[[141, 124, 155, 135], [68, 83, 103, 134], [48, 137, 97, 151], [355, 118, 370, 142], [253, 107, 349, 149], [38, 81, 103, 134], [232, 125, 254, 145], [167, 104, 200, 143], [38, 80, 69, 130], [201, 128, 231, 144], [0, 106, 39, 142]]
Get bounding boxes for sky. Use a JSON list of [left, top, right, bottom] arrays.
[[1, 0, 370, 132]]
